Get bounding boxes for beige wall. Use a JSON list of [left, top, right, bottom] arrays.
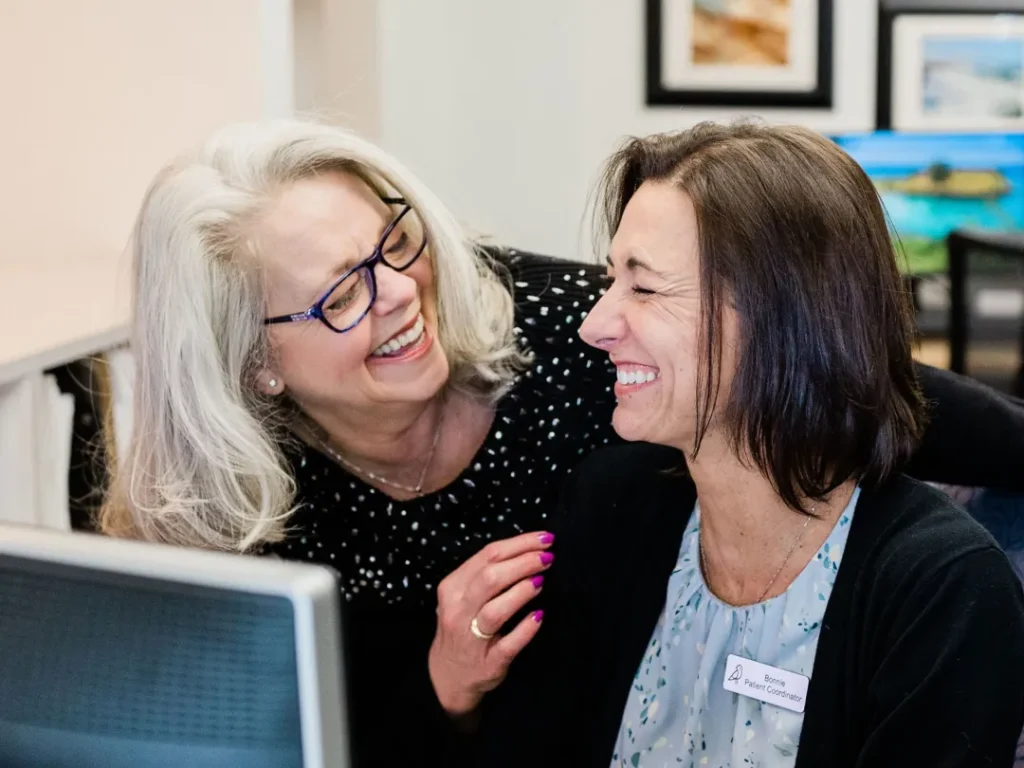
[[294, 0, 379, 139], [0, 0, 273, 272]]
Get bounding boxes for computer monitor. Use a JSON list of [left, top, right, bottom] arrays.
[[0, 523, 349, 768]]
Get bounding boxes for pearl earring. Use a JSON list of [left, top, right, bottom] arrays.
[[268, 378, 278, 389]]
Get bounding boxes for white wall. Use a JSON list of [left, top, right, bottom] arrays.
[[377, 0, 878, 260]]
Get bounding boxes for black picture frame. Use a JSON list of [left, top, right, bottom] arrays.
[[876, 1, 1024, 131], [645, 0, 835, 108]]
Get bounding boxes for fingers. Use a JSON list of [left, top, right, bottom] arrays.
[[434, 531, 553, 646], [488, 609, 544, 670], [463, 548, 554, 609], [475, 574, 545, 636], [461, 531, 554, 575]]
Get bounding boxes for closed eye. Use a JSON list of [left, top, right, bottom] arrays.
[[600, 273, 655, 296], [385, 230, 409, 255], [325, 291, 356, 313]]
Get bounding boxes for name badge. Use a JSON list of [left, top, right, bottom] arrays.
[[722, 654, 809, 714]]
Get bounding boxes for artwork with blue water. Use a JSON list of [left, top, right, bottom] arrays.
[[832, 132, 1024, 274]]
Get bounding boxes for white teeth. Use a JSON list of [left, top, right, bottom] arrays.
[[616, 367, 659, 386], [372, 316, 425, 357]]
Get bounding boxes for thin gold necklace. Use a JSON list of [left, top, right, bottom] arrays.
[[699, 511, 813, 605], [303, 409, 444, 497]]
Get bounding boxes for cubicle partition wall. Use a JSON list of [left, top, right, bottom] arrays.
[[0, 0, 296, 530]]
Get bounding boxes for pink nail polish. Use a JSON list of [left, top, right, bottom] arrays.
[[531, 575, 545, 589], [533, 610, 544, 623], [540, 552, 554, 566], [538, 532, 555, 545]]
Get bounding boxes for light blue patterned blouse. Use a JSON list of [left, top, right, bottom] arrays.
[[611, 487, 861, 768]]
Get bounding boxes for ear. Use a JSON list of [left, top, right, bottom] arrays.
[[258, 369, 285, 396]]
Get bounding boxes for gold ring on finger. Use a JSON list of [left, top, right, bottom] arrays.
[[470, 616, 495, 641]]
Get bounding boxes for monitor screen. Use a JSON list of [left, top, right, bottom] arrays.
[[0, 526, 347, 768], [831, 131, 1024, 275]]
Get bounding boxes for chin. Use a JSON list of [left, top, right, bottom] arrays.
[[611, 407, 651, 443], [389, 354, 450, 403]]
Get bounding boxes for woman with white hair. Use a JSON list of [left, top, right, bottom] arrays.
[[101, 118, 1024, 768]]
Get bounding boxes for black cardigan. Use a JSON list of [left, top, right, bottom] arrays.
[[474, 443, 1024, 767], [906, 365, 1024, 490]]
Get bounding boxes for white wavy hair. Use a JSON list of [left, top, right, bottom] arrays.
[[101, 119, 526, 552]]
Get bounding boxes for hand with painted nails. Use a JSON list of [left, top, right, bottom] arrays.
[[428, 531, 553, 718]]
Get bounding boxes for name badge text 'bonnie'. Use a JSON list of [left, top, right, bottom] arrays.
[[721, 654, 809, 714]]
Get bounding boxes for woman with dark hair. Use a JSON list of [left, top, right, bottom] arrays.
[[476, 122, 1024, 767]]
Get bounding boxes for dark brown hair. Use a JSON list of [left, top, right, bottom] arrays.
[[595, 121, 925, 511]]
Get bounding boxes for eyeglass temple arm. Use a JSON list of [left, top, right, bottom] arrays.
[[265, 310, 316, 325]]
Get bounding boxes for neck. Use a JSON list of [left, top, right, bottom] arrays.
[[300, 392, 448, 474], [679, 429, 856, 605]]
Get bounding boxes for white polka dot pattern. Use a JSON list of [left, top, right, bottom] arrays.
[[267, 249, 620, 607]]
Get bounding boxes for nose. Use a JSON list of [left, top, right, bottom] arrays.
[[578, 289, 624, 350], [371, 264, 418, 317]]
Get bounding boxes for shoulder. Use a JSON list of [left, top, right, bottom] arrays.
[[572, 442, 686, 487], [911, 362, 1024, 490], [484, 245, 606, 284], [860, 475, 1002, 569], [852, 474, 1020, 617], [485, 246, 614, 382], [483, 245, 606, 316], [558, 443, 693, 536]]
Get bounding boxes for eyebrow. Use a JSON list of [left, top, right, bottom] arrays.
[[329, 220, 390, 275], [320, 256, 359, 289], [305, 254, 360, 305], [309, 211, 404, 301], [606, 253, 671, 278]]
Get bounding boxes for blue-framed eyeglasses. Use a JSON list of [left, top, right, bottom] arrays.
[[264, 197, 428, 333]]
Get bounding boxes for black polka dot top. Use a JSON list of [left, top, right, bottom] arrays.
[[265, 249, 620, 768], [268, 249, 620, 608]]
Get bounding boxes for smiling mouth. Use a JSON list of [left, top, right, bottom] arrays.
[[615, 364, 660, 390], [370, 315, 426, 358]]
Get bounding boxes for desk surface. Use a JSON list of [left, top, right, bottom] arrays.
[[0, 258, 131, 386]]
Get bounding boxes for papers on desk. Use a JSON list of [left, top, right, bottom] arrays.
[[0, 373, 74, 529], [105, 347, 135, 464]]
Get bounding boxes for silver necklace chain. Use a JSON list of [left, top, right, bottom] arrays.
[[699, 510, 813, 605], [303, 411, 444, 497]]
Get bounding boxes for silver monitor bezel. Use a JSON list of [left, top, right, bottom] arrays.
[[0, 523, 349, 768]]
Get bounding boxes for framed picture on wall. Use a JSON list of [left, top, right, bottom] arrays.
[[645, 0, 834, 108], [879, 5, 1024, 132]]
